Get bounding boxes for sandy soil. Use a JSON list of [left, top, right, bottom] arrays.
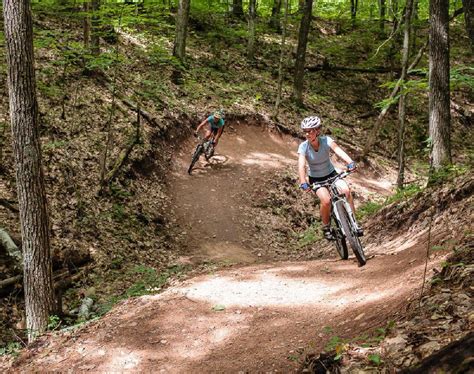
[[2, 123, 445, 373]]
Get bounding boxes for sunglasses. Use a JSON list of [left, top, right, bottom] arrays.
[[303, 127, 321, 134]]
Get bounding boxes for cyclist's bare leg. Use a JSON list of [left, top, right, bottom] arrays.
[[203, 127, 212, 140], [335, 180, 356, 213], [316, 187, 331, 226]]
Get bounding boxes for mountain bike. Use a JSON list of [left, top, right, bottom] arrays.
[[187, 133, 216, 174], [311, 171, 366, 267]]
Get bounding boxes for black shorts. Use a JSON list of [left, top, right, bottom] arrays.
[[309, 170, 337, 184]]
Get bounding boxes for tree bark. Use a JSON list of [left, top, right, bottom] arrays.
[[270, 0, 282, 32], [463, 0, 474, 47], [379, 0, 386, 34], [83, 1, 90, 50], [232, 0, 244, 18], [91, 0, 101, 55], [293, 0, 314, 106], [247, 0, 257, 60], [429, 0, 451, 169], [397, 0, 414, 189], [351, 0, 358, 28], [173, 0, 191, 62], [274, 0, 289, 115], [3, 0, 55, 342]]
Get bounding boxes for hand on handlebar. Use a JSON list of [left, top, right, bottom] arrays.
[[299, 182, 312, 193], [347, 162, 357, 172]]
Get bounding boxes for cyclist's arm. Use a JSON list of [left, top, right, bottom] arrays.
[[330, 142, 353, 165], [195, 118, 208, 133], [298, 153, 308, 184], [214, 127, 224, 145]]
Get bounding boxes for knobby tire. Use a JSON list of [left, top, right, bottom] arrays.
[[336, 201, 366, 266], [188, 144, 203, 174], [332, 203, 348, 260]]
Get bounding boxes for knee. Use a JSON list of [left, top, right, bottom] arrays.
[[320, 197, 331, 208]]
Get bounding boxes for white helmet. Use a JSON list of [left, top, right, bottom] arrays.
[[300, 116, 321, 130]]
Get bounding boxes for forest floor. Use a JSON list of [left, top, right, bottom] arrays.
[[2, 123, 471, 372]]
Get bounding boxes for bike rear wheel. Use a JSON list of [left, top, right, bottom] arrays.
[[188, 144, 203, 174], [332, 208, 348, 260], [335, 201, 366, 266]]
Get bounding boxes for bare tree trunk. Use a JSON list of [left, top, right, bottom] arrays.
[[270, 0, 282, 32], [247, 0, 257, 60], [3, 0, 55, 343], [293, 0, 313, 106], [429, 0, 451, 170], [91, 0, 100, 55], [232, 0, 244, 18], [83, 1, 90, 50], [379, 0, 386, 34], [274, 0, 289, 115], [351, 0, 358, 28], [173, 0, 191, 62], [397, 0, 414, 188], [463, 0, 474, 47]]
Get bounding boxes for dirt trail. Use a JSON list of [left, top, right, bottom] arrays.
[[2, 124, 445, 373], [170, 124, 299, 264]]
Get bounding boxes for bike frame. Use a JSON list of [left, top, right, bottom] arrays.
[[311, 171, 357, 238]]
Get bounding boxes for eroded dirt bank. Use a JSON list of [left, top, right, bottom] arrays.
[[1, 123, 449, 372]]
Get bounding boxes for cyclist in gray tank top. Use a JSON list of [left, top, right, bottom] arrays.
[[297, 116, 362, 240]]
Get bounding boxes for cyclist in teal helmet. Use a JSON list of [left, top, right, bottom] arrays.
[[194, 110, 225, 149]]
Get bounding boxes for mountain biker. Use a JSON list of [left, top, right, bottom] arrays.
[[194, 110, 225, 149], [297, 116, 363, 241]]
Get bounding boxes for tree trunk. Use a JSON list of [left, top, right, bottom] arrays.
[[232, 0, 244, 18], [463, 0, 474, 47], [173, 0, 191, 61], [270, 0, 282, 32], [293, 0, 314, 106], [274, 0, 289, 115], [429, 0, 451, 170], [2, 0, 55, 343], [91, 0, 100, 55], [247, 0, 257, 60], [83, 1, 90, 50], [351, 0, 358, 28], [397, 0, 414, 189], [379, 0, 386, 34]]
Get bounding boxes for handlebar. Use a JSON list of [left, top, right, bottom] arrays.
[[310, 170, 351, 192]]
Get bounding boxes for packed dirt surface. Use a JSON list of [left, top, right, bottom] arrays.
[[1, 124, 447, 372]]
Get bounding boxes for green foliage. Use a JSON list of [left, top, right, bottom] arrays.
[[125, 264, 185, 298], [147, 43, 182, 68], [428, 164, 470, 186], [110, 183, 132, 199], [368, 353, 382, 365], [0, 341, 22, 357], [385, 184, 422, 205], [47, 315, 61, 330], [450, 66, 474, 90], [356, 200, 383, 220], [43, 140, 68, 150], [111, 203, 127, 222], [297, 222, 320, 247], [85, 51, 122, 71]]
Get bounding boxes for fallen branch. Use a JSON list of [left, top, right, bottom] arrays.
[[0, 274, 22, 289], [0, 198, 19, 213]]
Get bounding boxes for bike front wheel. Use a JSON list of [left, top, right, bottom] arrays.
[[188, 144, 203, 174], [332, 208, 348, 260], [335, 201, 366, 266]]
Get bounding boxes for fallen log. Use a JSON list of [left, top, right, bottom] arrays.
[[403, 332, 474, 373]]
